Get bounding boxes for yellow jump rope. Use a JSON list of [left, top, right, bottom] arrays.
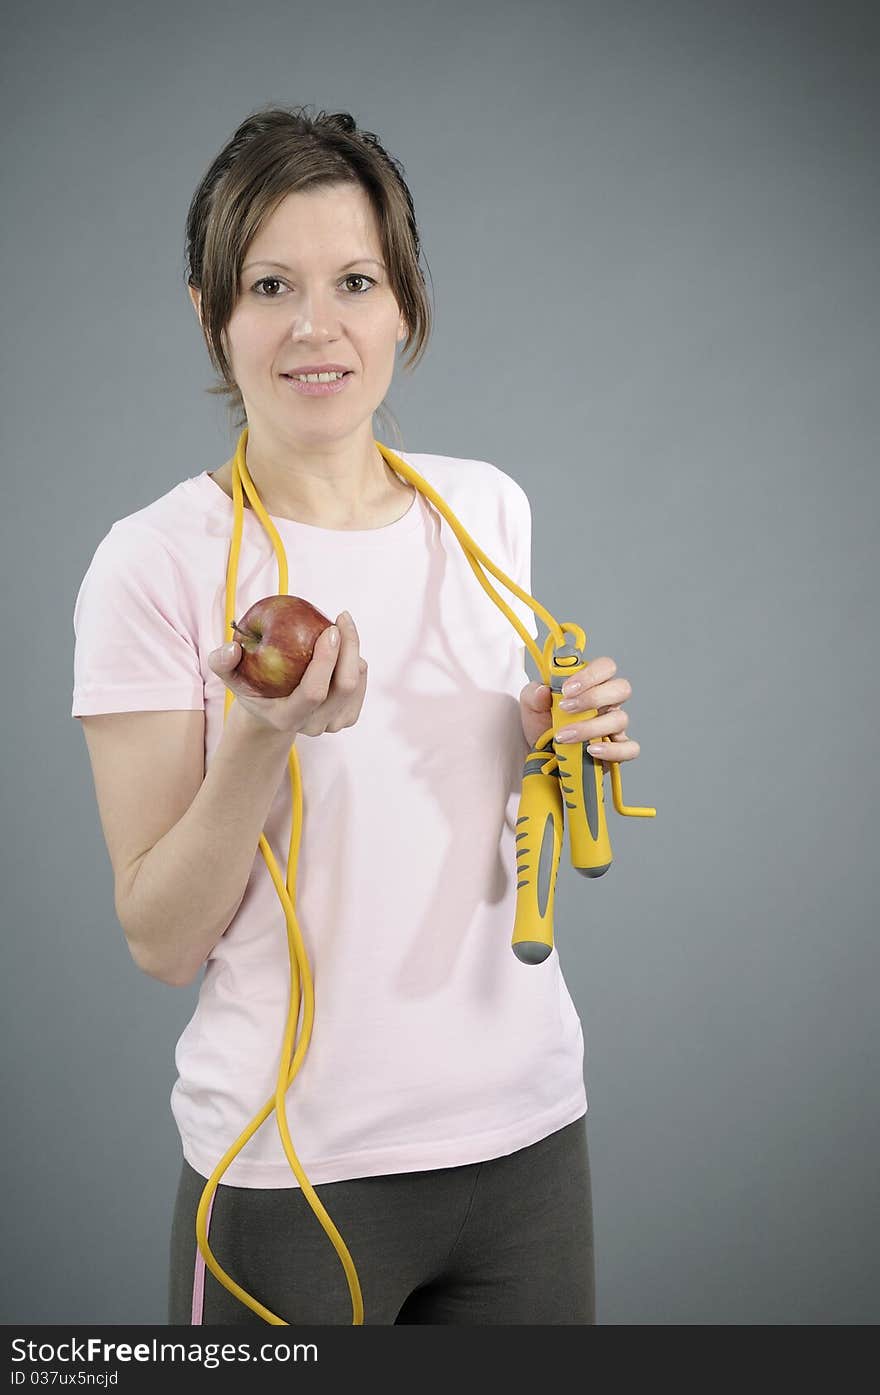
[[194, 424, 657, 1324]]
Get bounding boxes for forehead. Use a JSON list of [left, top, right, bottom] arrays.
[[246, 183, 381, 259]]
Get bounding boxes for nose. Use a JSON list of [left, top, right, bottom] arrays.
[[288, 286, 340, 341]]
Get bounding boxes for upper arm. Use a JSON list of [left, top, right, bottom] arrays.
[[78, 709, 205, 938]]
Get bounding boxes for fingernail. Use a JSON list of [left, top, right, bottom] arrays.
[[221, 642, 237, 659], [561, 677, 583, 697], [328, 626, 340, 647], [555, 727, 577, 742], [340, 610, 352, 624]]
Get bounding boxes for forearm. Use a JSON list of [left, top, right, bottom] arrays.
[[123, 701, 295, 986]]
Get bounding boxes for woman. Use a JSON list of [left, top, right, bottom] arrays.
[[72, 104, 640, 1325]]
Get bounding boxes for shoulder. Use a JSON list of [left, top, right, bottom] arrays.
[[397, 449, 529, 511], [81, 475, 204, 584], [73, 483, 201, 635], [111, 475, 198, 550], [81, 517, 181, 593]]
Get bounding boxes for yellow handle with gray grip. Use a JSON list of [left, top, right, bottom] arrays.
[[511, 745, 565, 964], [511, 621, 656, 962]]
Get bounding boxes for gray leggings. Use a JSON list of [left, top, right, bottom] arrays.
[[168, 1113, 594, 1325]]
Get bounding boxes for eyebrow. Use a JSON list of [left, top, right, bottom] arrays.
[[242, 257, 385, 273]]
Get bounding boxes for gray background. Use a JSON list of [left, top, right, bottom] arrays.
[[2, 0, 877, 1325]]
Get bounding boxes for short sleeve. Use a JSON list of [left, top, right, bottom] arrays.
[[507, 479, 540, 644], [71, 524, 205, 717]]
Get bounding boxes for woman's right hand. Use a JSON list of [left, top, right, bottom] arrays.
[[207, 611, 368, 739]]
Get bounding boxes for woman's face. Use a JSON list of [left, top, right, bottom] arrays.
[[194, 182, 407, 444]]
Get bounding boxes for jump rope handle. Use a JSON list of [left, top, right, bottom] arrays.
[[511, 624, 614, 963]]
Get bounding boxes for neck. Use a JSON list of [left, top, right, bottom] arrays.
[[240, 429, 408, 525]]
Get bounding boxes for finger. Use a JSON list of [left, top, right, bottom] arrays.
[[589, 739, 641, 760], [555, 709, 629, 743], [561, 656, 617, 696], [295, 622, 341, 701], [521, 682, 551, 707], [319, 621, 342, 676], [561, 678, 631, 713], [330, 611, 365, 697], [208, 639, 241, 671], [607, 704, 629, 740], [208, 641, 261, 698], [336, 611, 365, 680]]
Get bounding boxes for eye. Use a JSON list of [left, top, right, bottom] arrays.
[[251, 274, 377, 298], [252, 276, 284, 298], [343, 274, 377, 294]]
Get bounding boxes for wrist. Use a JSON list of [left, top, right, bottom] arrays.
[[226, 696, 297, 754]]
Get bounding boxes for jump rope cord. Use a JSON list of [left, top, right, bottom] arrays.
[[193, 425, 620, 1325]]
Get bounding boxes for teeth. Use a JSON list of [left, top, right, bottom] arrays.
[[290, 371, 346, 382]]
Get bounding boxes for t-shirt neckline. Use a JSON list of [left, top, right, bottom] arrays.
[[187, 456, 425, 547]]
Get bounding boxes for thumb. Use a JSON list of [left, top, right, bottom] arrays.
[[209, 640, 240, 670], [522, 681, 551, 707]]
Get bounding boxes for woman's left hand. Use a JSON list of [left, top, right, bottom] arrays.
[[519, 656, 640, 762]]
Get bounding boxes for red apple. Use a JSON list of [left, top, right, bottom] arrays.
[[230, 595, 334, 698]]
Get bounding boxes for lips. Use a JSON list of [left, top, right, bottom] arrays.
[[281, 370, 353, 378], [281, 369, 354, 397]]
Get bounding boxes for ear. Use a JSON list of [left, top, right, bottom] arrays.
[[187, 284, 203, 327], [397, 313, 408, 343]]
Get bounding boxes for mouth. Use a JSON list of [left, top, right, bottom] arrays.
[[280, 370, 354, 397]]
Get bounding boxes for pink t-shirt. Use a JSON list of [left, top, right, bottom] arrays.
[[72, 450, 587, 1187]]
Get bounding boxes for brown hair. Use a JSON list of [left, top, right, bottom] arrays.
[[183, 103, 434, 444]]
